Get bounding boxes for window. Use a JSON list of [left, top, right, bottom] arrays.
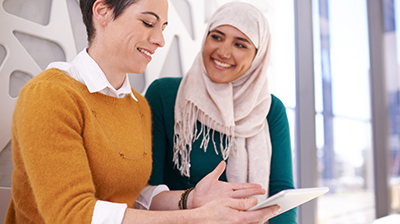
[[386, 0, 400, 214], [312, 0, 375, 223]]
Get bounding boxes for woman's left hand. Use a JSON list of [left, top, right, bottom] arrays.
[[187, 161, 267, 209]]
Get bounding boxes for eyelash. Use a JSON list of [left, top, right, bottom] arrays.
[[211, 35, 221, 41], [142, 21, 153, 28], [236, 43, 247, 49], [211, 35, 247, 49]]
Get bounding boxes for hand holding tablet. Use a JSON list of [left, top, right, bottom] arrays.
[[248, 187, 329, 217]]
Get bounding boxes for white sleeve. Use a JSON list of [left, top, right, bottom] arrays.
[[134, 185, 170, 210], [91, 185, 169, 224], [91, 200, 127, 224]]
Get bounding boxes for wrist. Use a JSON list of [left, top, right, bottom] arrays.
[[186, 188, 195, 209], [178, 187, 195, 209]]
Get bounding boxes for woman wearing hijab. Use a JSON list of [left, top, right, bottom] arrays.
[[145, 2, 297, 223], [5, 0, 280, 223]]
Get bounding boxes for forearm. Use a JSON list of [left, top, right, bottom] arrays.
[[122, 207, 200, 224], [150, 191, 182, 210], [150, 189, 196, 210]]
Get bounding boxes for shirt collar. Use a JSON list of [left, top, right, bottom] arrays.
[[47, 49, 137, 101]]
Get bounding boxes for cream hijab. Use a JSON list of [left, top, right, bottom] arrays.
[[174, 2, 272, 199]]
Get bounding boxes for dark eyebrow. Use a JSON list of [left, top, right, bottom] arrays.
[[236, 37, 250, 44], [210, 29, 251, 44], [141, 11, 168, 26], [210, 29, 225, 36]]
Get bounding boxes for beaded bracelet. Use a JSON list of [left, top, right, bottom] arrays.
[[178, 187, 195, 209]]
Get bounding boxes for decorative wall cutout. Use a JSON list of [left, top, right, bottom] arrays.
[[0, 0, 79, 152], [9, 71, 32, 98], [204, 0, 219, 23], [66, 0, 87, 52], [3, 0, 52, 25], [170, 0, 195, 40], [160, 35, 183, 78], [0, 44, 6, 67], [14, 31, 65, 70]]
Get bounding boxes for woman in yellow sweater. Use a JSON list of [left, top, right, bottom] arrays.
[[5, 0, 280, 223]]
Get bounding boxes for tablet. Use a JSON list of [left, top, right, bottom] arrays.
[[247, 187, 329, 215]]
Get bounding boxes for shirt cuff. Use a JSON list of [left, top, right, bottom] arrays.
[[134, 185, 170, 210], [91, 200, 127, 224]]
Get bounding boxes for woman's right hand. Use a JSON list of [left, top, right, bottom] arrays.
[[188, 161, 267, 209], [197, 197, 280, 224]]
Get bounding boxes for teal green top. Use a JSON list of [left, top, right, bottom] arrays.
[[145, 77, 297, 223]]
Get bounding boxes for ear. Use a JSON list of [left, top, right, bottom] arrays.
[[92, 0, 112, 26]]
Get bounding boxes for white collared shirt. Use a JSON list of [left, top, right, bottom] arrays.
[[47, 48, 136, 100], [47, 49, 169, 224]]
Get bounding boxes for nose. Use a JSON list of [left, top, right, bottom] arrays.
[[217, 42, 231, 58], [150, 29, 165, 48]]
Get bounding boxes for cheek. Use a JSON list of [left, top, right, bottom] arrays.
[[236, 54, 253, 70], [202, 46, 212, 60], [203, 40, 219, 58], [245, 58, 254, 70], [107, 29, 127, 49], [202, 49, 208, 60]]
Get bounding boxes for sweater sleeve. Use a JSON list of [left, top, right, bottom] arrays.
[[267, 95, 298, 224], [13, 80, 99, 223]]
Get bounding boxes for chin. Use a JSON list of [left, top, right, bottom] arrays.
[[130, 66, 147, 75]]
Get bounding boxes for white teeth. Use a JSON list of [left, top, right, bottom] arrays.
[[139, 48, 152, 57], [213, 59, 232, 68]]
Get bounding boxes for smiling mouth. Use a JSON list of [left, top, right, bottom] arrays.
[[213, 59, 233, 68], [138, 48, 152, 57]]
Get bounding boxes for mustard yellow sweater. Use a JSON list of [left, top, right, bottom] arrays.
[[6, 69, 152, 223]]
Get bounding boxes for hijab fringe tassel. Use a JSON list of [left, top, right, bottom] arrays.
[[173, 102, 235, 177]]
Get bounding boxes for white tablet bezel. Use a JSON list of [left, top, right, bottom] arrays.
[[247, 187, 329, 216]]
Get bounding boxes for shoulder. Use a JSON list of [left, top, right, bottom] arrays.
[[145, 77, 182, 107], [29, 68, 71, 83], [145, 77, 183, 118], [14, 69, 85, 129], [267, 94, 288, 123], [269, 94, 287, 116], [145, 77, 182, 99], [16, 68, 88, 121], [20, 68, 79, 97]]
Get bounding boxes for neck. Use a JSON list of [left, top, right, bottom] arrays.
[[104, 72, 126, 90], [87, 46, 126, 90]]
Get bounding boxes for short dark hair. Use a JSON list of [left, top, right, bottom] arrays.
[[80, 0, 138, 44]]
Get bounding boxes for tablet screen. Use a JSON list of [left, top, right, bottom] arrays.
[[247, 187, 329, 216]]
